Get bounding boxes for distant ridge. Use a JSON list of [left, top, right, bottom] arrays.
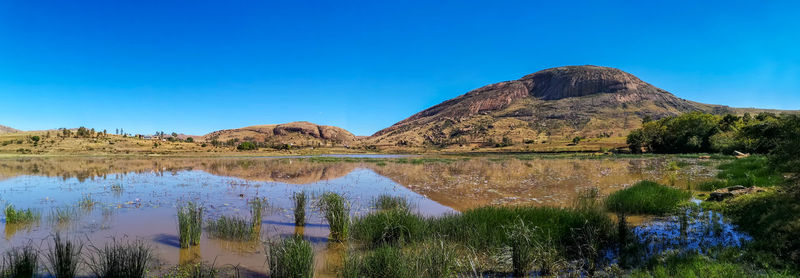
[[0, 124, 19, 134], [203, 121, 357, 147], [370, 65, 791, 147]]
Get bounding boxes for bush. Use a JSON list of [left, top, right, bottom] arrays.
[[267, 236, 314, 278], [605, 181, 691, 215], [3, 204, 40, 224], [236, 142, 257, 151]]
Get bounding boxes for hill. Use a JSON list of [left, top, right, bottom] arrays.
[[203, 121, 358, 148], [370, 65, 788, 151], [0, 125, 19, 134]]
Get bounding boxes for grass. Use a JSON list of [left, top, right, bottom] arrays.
[[3, 204, 40, 224], [177, 202, 203, 248], [206, 215, 256, 241], [266, 236, 314, 278], [1, 244, 39, 278], [696, 179, 729, 191], [159, 262, 219, 278], [716, 156, 784, 187], [351, 208, 426, 247], [78, 194, 96, 210], [373, 195, 411, 211], [86, 239, 153, 278], [316, 192, 350, 242], [293, 192, 307, 227], [45, 233, 83, 278], [605, 181, 692, 215], [50, 207, 79, 224], [340, 241, 459, 278], [629, 251, 795, 278]]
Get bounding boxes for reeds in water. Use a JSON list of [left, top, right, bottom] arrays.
[[267, 236, 314, 278], [605, 181, 691, 215], [1, 244, 38, 278], [316, 192, 349, 242], [86, 239, 153, 278], [3, 204, 41, 224], [373, 195, 411, 211], [45, 233, 83, 278], [178, 202, 203, 248], [206, 215, 254, 241], [293, 192, 307, 227]]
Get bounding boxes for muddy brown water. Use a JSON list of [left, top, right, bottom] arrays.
[[0, 155, 721, 276]]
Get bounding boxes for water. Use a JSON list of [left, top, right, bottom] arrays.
[[0, 155, 728, 276]]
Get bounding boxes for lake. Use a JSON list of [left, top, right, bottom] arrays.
[[0, 155, 726, 276]]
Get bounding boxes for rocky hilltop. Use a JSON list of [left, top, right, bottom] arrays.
[[371, 65, 774, 149], [203, 121, 357, 147], [0, 125, 19, 134]]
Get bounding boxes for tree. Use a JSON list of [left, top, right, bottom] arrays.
[[186, 137, 194, 143], [572, 136, 583, 145], [237, 142, 257, 151]]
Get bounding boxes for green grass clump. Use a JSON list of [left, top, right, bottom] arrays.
[[159, 262, 219, 278], [45, 233, 83, 278], [206, 215, 255, 241], [177, 202, 203, 248], [340, 245, 412, 278], [716, 156, 784, 187], [266, 236, 314, 278], [351, 208, 426, 247], [3, 204, 40, 224], [373, 195, 411, 211], [2, 244, 39, 278], [629, 252, 794, 278], [293, 192, 307, 227], [86, 239, 153, 278], [605, 181, 692, 215], [316, 192, 350, 242], [50, 207, 79, 224], [78, 194, 96, 210]]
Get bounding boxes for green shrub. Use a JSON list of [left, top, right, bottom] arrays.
[[267, 236, 314, 278], [236, 142, 257, 151], [605, 181, 691, 215]]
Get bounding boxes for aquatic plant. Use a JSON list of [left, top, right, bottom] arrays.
[[3, 204, 40, 224], [293, 192, 307, 227], [177, 202, 203, 248], [316, 192, 350, 242], [504, 219, 536, 276], [696, 179, 728, 191], [206, 215, 255, 241], [160, 262, 219, 278], [717, 156, 783, 187], [340, 245, 411, 278], [45, 233, 83, 278], [351, 208, 426, 247], [2, 244, 39, 278], [110, 184, 124, 196], [78, 194, 96, 210], [373, 194, 411, 211], [605, 181, 691, 215], [50, 207, 79, 224], [86, 239, 153, 278], [250, 197, 267, 235], [266, 236, 314, 278]]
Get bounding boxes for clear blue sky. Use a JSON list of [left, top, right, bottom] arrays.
[[1, 1, 798, 136]]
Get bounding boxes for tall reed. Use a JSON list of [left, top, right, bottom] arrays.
[[178, 202, 203, 248], [86, 239, 153, 278], [267, 236, 314, 278], [2, 244, 39, 278], [293, 192, 307, 227], [373, 195, 411, 211], [206, 215, 255, 241], [250, 198, 267, 237], [316, 192, 350, 242], [45, 233, 83, 278]]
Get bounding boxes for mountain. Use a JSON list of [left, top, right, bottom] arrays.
[[371, 65, 782, 149], [203, 121, 358, 147], [0, 125, 19, 134]]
